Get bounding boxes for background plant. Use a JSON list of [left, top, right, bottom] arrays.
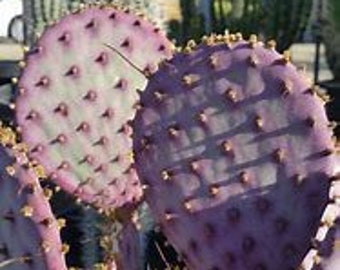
[[23, 0, 166, 46], [168, 0, 312, 52], [321, 0, 340, 81]]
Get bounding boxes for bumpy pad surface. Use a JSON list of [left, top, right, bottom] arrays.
[[16, 5, 173, 210], [311, 217, 340, 270], [133, 36, 339, 270], [0, 127, 66, 270], [301, 176, 340, 270], [116, 220, 141, 270]]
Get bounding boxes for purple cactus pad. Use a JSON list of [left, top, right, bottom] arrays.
[[0, 126, 67, 270], [15, 4, 173, 211], [300, 169, 340, 270], [133, 35, 340, 270]]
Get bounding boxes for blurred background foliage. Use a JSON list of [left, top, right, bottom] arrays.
[[168, 0, 313, 52], [8, 0, 313, 52], [322, 0, 340, 80]]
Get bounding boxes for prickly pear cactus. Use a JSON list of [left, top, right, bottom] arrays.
[[133, 34, 340, 269], [301, 208, 340, 270], [0, 125, 67, 270], [23, 0, 68, 44], [313, 217, 340, 270], [300, 172, 340, 270], [24, 0, 166, 45], [111, 203, 185, 269], [115, 219, 142, 270], [113, 0, 165, 30], [15, 4, 173, 211]]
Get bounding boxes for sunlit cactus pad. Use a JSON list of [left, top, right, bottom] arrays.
[[0, 126, 67, 270], [133, 35, 339, 270], [15, 4, 173, 210]]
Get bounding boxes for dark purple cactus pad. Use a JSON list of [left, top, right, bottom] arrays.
[[0, 126, 67, 270], [15, 4, 173, 211], [133, 35, 340, 270], [314, 217, 340, 269], [300, 174, 340, 270], [116, 220, 141, 270]]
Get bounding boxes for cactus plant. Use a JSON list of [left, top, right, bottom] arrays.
[[300, 207, 340, 270], [0, 128, 150, 269], [170, 0, 313, 52], [23, 0, 68, 45], [10, 2, 339, 270], [17, 3, 175, 269], [132, 34, 339, 269], [114, 0, 165, 30], [316, 220, 340, 269], [0, 124, 67, 270], [254, 0, 313, 51], [23, 0, 166, 45], [322, 0, 340, 81], [313, 217, 340, 270], [15, 4, 173, 211], [299, 172, 340, 270]]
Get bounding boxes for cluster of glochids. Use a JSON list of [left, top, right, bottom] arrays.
[[1, 2, 339, 270], [0, 124, 68, 269]]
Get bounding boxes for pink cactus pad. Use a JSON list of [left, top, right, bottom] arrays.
[[0, 126, 67, 270], [15, 4, 173, 211], [132, 35, 340, 269]]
